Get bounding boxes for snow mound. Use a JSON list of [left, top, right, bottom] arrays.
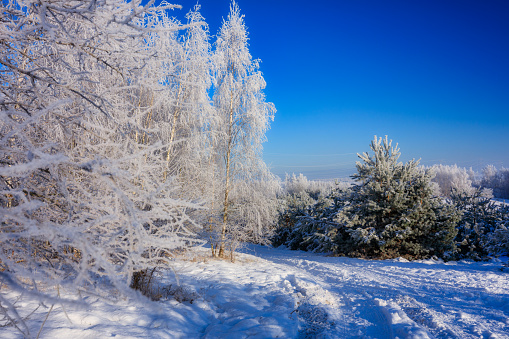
[[375, 298, 430, 339]]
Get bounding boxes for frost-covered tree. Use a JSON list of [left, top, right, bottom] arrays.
[[335, 136, 460, 259], [431, 164, 492, 199], [273, 180, 351, 253], [68, 4, 207, 285], [211, 1, 276, 257], [159, 5, 214, 199], [283, 173, 338, 199], [0, 4, 282, 334], [480, 165, 509, 199], [432, 164, 475, 198], [284, 173, 311, 196], [219, 176, 280, 260], [0, 2, 205, 333]]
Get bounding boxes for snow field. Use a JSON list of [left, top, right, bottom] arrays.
[[176, 256, 299, 338], [254, 246, 509, 338], [1, 246, 508, 338]]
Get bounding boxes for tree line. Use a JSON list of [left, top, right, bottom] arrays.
[[274, 136, 509, 261]]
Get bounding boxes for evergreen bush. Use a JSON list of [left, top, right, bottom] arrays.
[[452, 188, 509, 259]]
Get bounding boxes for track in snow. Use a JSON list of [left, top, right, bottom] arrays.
[[246, 246, 509, 338]]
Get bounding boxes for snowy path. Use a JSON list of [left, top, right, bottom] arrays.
[[171, 245, 508, 338], [1, 245, 508, 338], [248, 246, 509, 338]]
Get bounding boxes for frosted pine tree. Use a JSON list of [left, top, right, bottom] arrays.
[[336, 136, 460, 259]]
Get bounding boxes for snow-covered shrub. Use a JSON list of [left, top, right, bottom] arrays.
[[272, 184, 350, 253], [452, 189, 509, 259], [272, 191, 316, 249], [130, 268, 162, 301], [335, 136, 460, 259], [162, 284, 199, 303], [284, 196, 336, 252], [274, 174, 343, 251], [296, 190, 349, 253], [486, 222, 509, 256]]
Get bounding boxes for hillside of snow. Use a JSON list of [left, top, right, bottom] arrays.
[[1, 245, 508, 338]]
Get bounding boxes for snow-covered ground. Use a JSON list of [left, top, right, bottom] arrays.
[[493, 198, 509, 206], [1, 245, 508, 338]]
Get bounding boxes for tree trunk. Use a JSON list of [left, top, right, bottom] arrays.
[[218, 89, 234, 258]]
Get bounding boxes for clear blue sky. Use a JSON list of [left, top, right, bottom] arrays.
[[173, 0, 509, 179]]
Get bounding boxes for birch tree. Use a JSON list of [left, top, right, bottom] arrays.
[[211, 1, 276, 257], [160, 5, 213, 197], [0, 2, 203, 331]]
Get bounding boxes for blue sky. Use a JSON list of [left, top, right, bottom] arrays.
[[173, 0, 509, 179]]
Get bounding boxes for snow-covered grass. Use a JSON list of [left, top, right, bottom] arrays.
[[1, 245, 508, 338]]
